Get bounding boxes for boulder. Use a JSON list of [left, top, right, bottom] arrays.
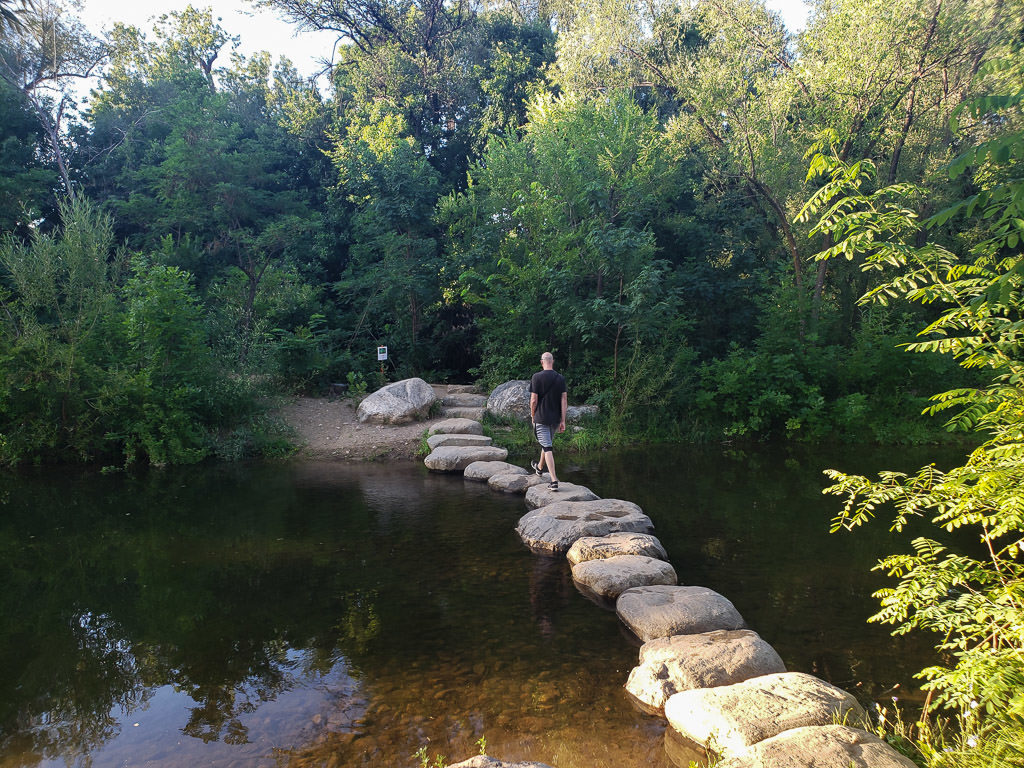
[[426, 433, 493, 450], [516, 499, 654, 554], [664, 672, 867, 756], [715, 725, 918, 768], [488, 472, 548, 494], [487, 380, 532, 421], [626, 630, 786, 714], [572, 554, 677, 599], [464, 461, 528, 481], [424, 445, 509, 472], [356, 378, 437, 424], [442, 393, 488, 408], [449, 758, 553, 768], [566, 405, 599, 421], [567, 532, 668, 565], [524, 482, 599, 509], [427, 418, 484, 436], [616, 585, 745, 642]]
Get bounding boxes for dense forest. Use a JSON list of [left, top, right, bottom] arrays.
[[0, 0, 1020, 466]]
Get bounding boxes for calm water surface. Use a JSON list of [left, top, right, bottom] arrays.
[[0, 443, 964, 768]]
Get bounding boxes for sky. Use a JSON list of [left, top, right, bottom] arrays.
[[76, 0, 812, 84]]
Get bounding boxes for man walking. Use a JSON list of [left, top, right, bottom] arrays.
[[529, 351, 567, 491]]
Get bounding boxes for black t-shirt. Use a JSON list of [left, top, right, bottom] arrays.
[[529, 370, 567, 425]]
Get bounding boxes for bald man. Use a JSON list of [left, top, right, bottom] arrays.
[[529, 351, 567, 491]]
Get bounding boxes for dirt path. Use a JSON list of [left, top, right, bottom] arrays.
[[276, 387, 453, 461]]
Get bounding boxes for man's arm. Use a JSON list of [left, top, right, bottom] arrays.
[[558, 391, 567, 432], [530, 392, 538, 424]]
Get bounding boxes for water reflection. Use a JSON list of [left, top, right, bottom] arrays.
[[0, 444, 965, 767]]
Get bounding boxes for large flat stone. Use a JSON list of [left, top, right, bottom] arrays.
[[516, 499, 653, 554], [446, 385, 481, 395], [715, 725, 917, 768], [616, 585, 745, 642], [442, 393, 488, 407], [443, 406, 487, 420], [524, 482, 599, 509], [626, 630, 786, 714], [427, 418, 484, 436], [664, 672, 867, 756], [488, 472, 547, 494], [567, 532, 668, 565], [356, 378, 436, 424], [464, 461, 528, 481], [572, 554, 677, 599], [426, 433, 493, 450], [424, 445, 508, 472]]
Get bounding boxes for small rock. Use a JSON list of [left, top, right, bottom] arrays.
[[524, 482, 599, 509]]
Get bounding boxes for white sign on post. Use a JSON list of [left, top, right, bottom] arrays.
[[377, 346, 388, 361]]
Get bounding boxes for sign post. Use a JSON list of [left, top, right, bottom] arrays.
[[377, 346, 388, 380]]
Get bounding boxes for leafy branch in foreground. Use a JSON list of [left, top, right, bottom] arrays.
[[799, 59, 1024, 764]]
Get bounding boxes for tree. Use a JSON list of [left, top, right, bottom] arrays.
[[801, 60, 1024, 762], [0, 0, 105, 196]]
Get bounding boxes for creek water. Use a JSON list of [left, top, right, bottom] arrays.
[[0, 443, 963, 768]]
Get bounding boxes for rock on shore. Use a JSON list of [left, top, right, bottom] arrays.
[[356, 378, 437, 424]]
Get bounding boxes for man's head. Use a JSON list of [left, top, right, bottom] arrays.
[[540, 351, 554, 370]]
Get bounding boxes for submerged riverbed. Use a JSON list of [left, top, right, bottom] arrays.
[[0, 444, 958, 767]]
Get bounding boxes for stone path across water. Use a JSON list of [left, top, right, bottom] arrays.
[[422, 415, 909, 768]]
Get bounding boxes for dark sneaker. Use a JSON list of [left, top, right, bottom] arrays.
[[531, 460, 543, 477], [547, 481, 558, 491]]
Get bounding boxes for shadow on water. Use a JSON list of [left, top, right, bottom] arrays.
[[0, 442, 968, 767]]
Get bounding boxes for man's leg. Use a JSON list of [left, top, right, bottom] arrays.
[[544, 448, 558, 484]]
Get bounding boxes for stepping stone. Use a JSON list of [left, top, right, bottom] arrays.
[[450, 757, 553, 768], [447, 384, 482, 395], [626, 630, 786, 714], [488, 472, 547, 494], [571, 554, 677, 599], [442, 393, 488, 407], [443, 406, 487, 420], [464, 461, 528, 481], [567, 532, 668, 565], [424, 445, 508, 472], [524, 482, 598, 509], [714, 725, 917, 768], [428, 418, 483, 436], [616, 585, 745, 642], [426, 433, 493, 450], [664, 672, 867, 756], [516, 499, 653, 554]]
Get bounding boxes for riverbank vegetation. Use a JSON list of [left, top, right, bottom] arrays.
[[3, 0, 1020, 467]]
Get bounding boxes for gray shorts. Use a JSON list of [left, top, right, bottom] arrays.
[[534, 423, 555, 451]]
